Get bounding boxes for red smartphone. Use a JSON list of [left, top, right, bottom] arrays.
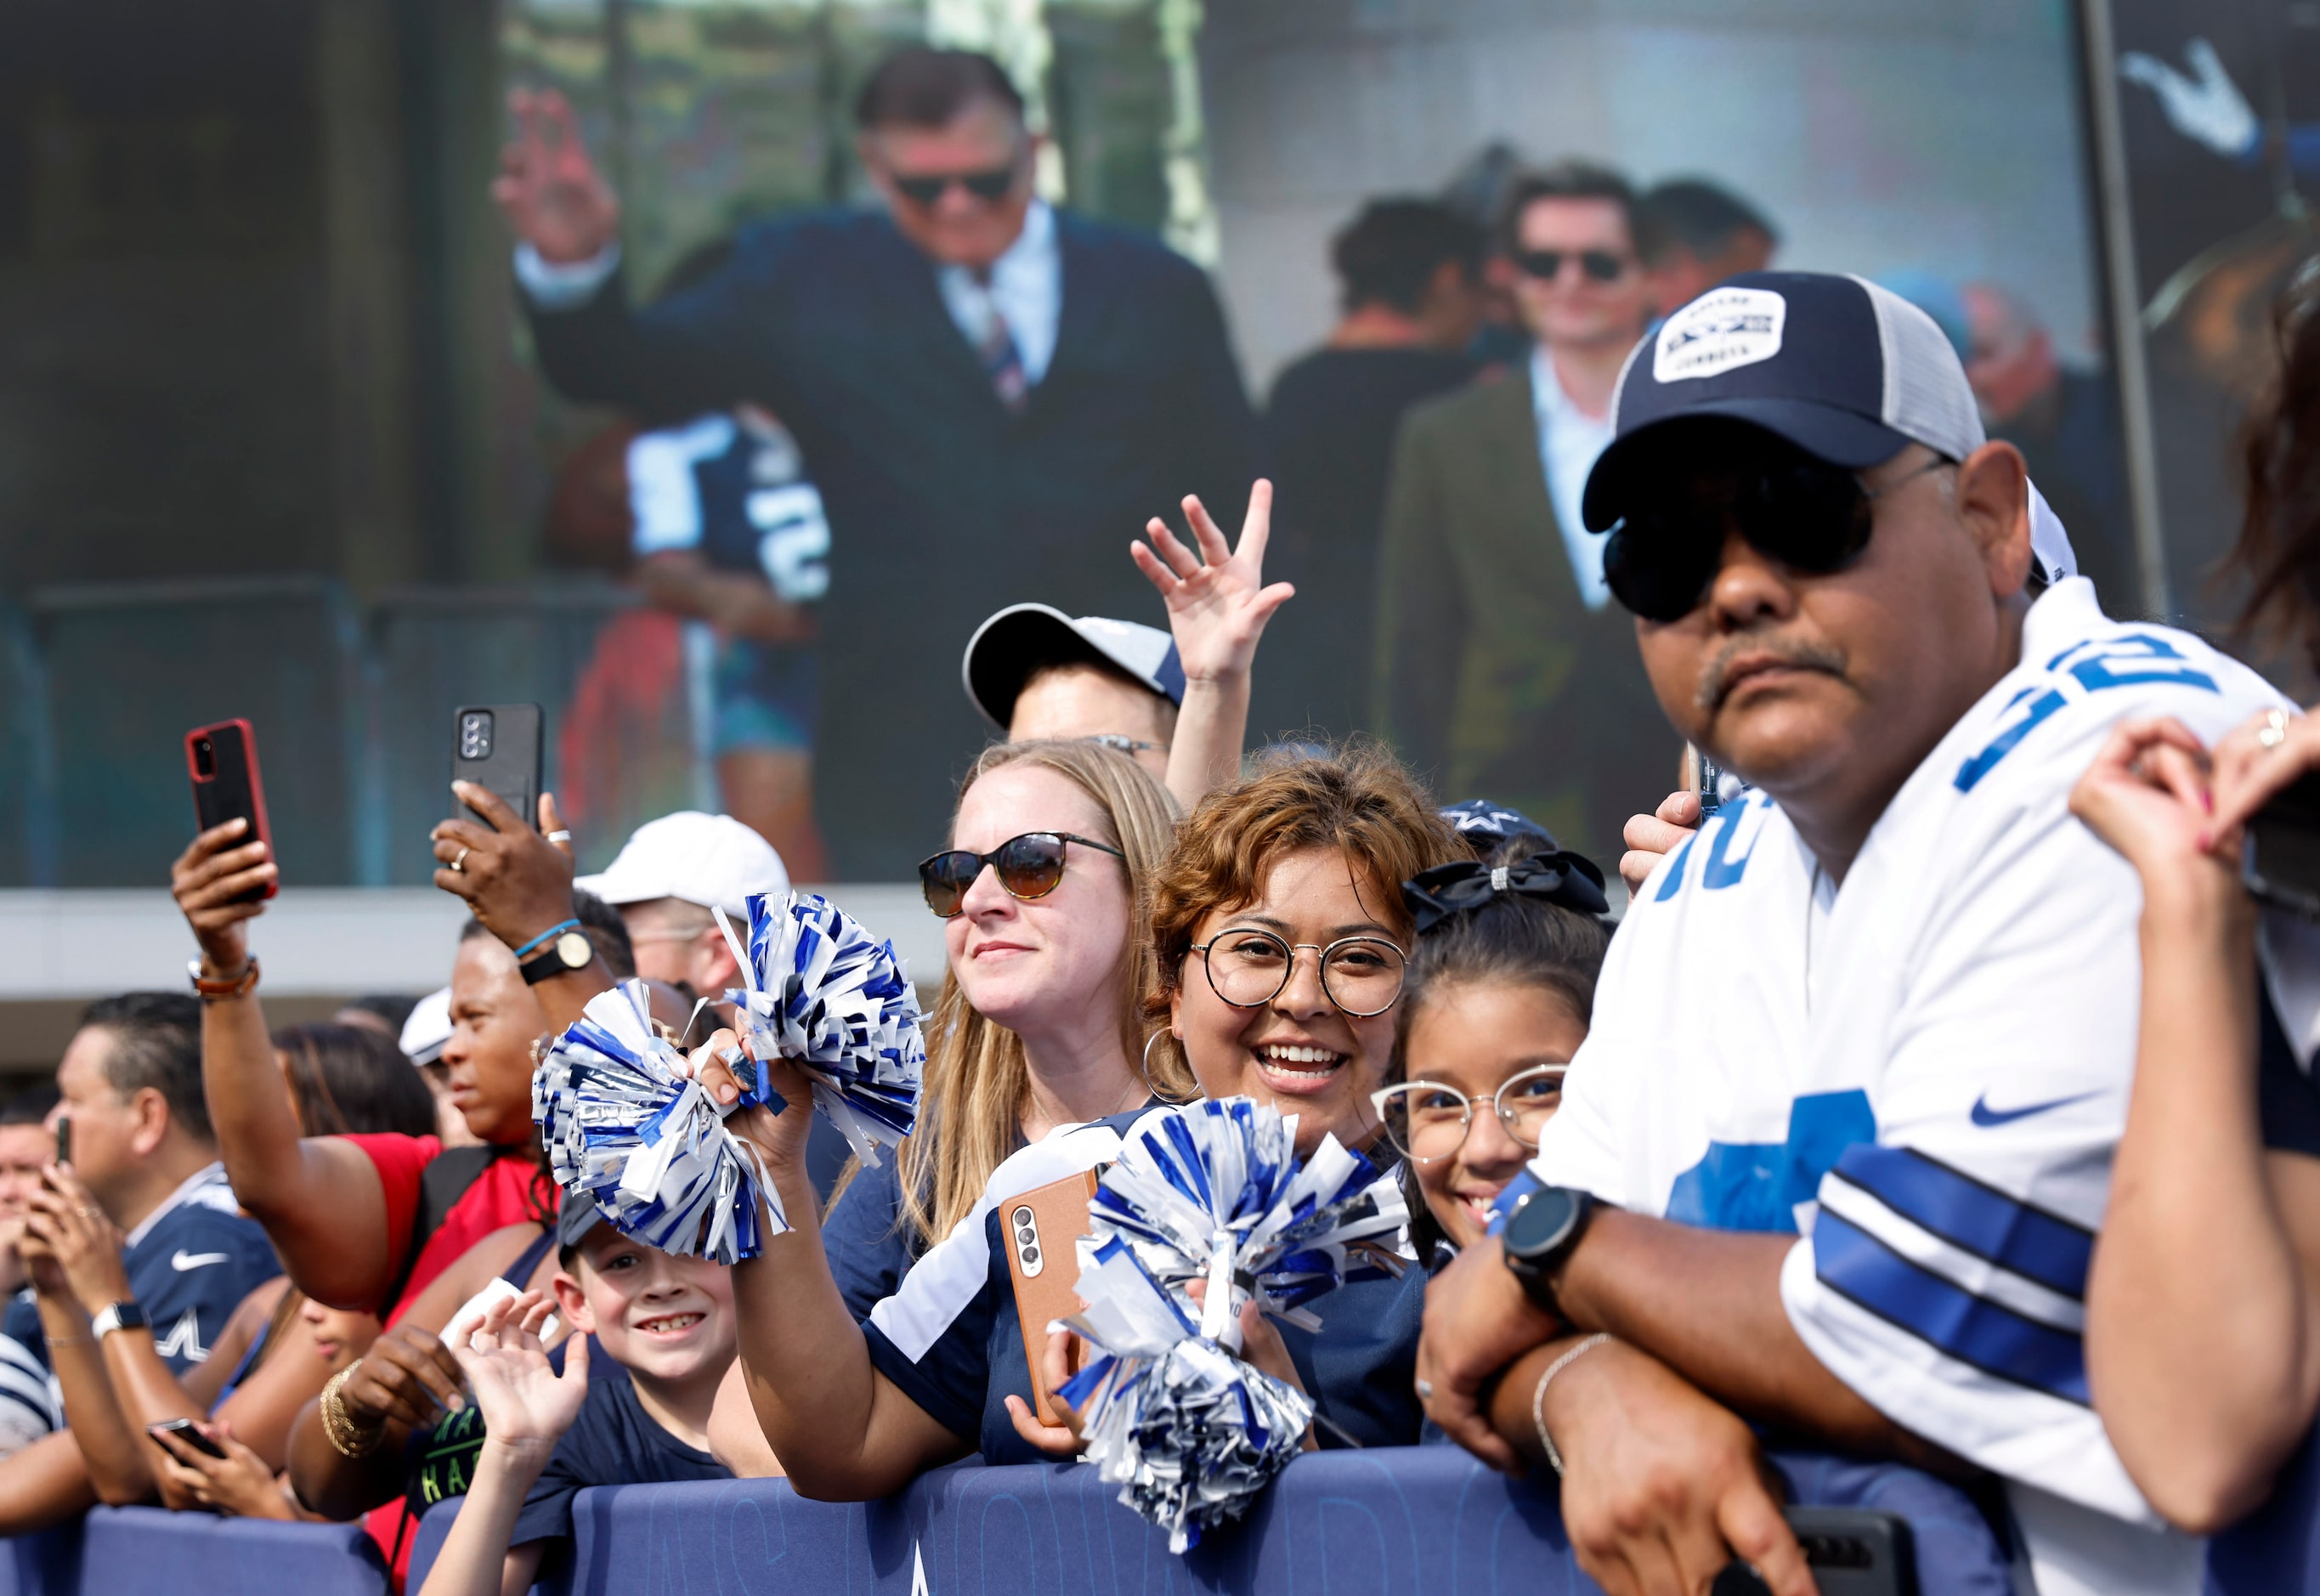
[[185, 719, 277, 902]]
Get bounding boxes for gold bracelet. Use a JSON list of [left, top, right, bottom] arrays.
[[319, 1364, 386, 1458]]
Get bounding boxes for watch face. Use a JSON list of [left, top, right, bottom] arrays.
[[554, 931, 592, 969], [1507, 1185, 1582, 1257]]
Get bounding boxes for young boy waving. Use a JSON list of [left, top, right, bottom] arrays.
[[418, 1199, 735, 1596]]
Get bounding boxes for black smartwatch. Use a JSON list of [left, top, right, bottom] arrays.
[[519, 928, 595, 987], [1501, 1184, 1595, 1315], [92, 1300, 147, 1339]]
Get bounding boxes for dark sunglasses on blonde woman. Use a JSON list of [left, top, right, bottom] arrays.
[[918, 831, 1125, 919]]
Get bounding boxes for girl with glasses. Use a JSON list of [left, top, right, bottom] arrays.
[[682, 746, 1459, 1497], [818, 739, 1185, 1322], [1375, 833, 1611, 1270]]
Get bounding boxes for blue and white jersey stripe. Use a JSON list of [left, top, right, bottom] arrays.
[[1531, 577, 2288, 1596]]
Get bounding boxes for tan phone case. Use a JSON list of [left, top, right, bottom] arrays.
[[1002, 1169, 1100, 1425]]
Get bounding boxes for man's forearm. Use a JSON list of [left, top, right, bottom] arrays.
[[1557, 1209, 1915, 1457]]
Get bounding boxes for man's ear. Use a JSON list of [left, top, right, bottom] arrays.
[[551, 1269, 595, 1335], [128, 1088, 171, 1159], [1955, 440, 2032, 598], [696, 931, 741, 999]]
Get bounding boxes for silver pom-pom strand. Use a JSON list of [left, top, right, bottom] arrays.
[[717, 891, 925, 1167], [533, 979, 780, 1262], [1053, 1096, 1411, 1551]]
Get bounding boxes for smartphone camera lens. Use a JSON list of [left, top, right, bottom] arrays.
[[1020, 1245, 1038, 1266], [192, 738, 215, 778], [459, 711, 492, 760]]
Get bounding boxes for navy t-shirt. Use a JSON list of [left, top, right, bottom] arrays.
[[823, 1154, 926, 1322], [1, 1167, 278, 1399], [507, 1346, 730, 1550], [859, 1108, 1424, 1464]]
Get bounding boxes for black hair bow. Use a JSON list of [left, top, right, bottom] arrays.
[[1401, 850, 1610, 935]]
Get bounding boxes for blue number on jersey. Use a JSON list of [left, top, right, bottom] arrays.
[[1651, 793, 1765, 900], [1955, 634, 2220, 792]]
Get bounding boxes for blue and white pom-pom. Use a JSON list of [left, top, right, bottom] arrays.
[[1055, 1097, 1410, 1552], [533, 980, 776, 1263], [718, 891, 925, 1167]]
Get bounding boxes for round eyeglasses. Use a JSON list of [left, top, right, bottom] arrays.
[[1368, 1063, 1569, 1164], [1189, 928, 1409, 1018]]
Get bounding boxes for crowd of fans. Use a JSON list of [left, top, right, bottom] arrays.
[[8, 38, 2320, 1596]]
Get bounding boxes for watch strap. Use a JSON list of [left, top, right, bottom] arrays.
[[92, 1300, 147, 1338], [520, 930, 594, 987], [189, 956, 261, 1001]]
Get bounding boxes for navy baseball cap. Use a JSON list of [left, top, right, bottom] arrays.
[[1582, 271, 1987, 533], [963, 604, 1186, 730]]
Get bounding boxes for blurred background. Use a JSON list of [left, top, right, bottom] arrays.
[[0, 0, 2311, 1072]]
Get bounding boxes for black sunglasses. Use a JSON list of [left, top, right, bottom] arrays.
[[891, 165, 1019, 207], [1602, 454, 1951, 623], [918, 831, 1125, 918], [1513, 248, 1629, 284]]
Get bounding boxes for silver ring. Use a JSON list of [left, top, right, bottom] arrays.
[[1415, 1378, 1434, 1400], [451, 846, 470, 874], [2261, 709, 2292, 750], [546, 829, 573, 844]]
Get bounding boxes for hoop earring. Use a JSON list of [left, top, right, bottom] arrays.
[[1140, 1030, 1196, 1106]]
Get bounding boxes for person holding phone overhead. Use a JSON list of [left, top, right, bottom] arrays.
[[495, 45, 1256, 878], [2062, 266, 2320, 1534], [169, 783, 631, 1580]]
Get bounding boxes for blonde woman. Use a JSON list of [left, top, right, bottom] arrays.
[[819, 738, 1187, 1318]]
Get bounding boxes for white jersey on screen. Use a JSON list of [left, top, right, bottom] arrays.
[[1531, 575, 2289, 1596]]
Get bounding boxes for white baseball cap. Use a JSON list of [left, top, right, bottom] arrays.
[[962, 603, 1185, 731], [575, 812, 791, 923], [399, 987, 453, 1067]]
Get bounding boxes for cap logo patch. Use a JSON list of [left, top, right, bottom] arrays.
[[1653, 287, 1786, 383]]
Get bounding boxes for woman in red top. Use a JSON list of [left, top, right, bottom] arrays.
[[170, 785, 625, 1558]]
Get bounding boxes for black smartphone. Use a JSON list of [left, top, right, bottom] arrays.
[[1712, 1507, 1916, 1596], [185, 719, 277, 903], [450, 705, 544, 832], [52, 1117, 69, 1168], [2247, 767, 2320, 920], [146, 1418, 228, 1460]]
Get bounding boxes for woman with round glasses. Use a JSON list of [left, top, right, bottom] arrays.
[[679, 746, 1459, 1497], [815, 738, 1184, 1322], [1372, 834, 1611, 1268]]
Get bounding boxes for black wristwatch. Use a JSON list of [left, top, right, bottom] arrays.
[[519, 928, 595, 987], [1502, 1185, 1595, 1315], [92, 1300, 147, 1339]]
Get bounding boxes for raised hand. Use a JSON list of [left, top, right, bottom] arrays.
[[2120, 39, 2259, 159], [1132, 481, 1294, 689], [492, 88, 621, 265], [1620, 790, 1702, 897], [2068, 716, 2222, 882], [431, 786, 579, 950], [171, 818, 275, 976], [448, 1290, 590, 1463]]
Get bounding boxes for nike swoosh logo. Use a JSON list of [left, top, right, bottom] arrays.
[[171, 1250, 229, 1271], [1970, 1090, 2102, 1129]]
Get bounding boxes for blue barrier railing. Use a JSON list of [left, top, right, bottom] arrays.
[[0, 1506, 386, 1596], [393, 1450, 2014, 1596]]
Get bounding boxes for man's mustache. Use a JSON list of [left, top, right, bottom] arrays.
[[1695, 637, 1850, 712]]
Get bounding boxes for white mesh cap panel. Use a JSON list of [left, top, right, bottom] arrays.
[[1852, 274, 1986, 461]]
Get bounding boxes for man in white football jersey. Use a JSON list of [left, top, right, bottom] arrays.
[[1413, 270, 2288, 1596]]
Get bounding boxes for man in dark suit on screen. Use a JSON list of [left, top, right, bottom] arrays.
[[1373, 162, 1677, 867], [496, 48, 1256, 876]]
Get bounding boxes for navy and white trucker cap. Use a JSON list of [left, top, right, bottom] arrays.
[[1582, 271, 1987, 534], [963, 603, 1186, 730]]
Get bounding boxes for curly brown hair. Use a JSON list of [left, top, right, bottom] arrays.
[[2235, 263, 2320, 671], [1140, 744, 1462, 1079]]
